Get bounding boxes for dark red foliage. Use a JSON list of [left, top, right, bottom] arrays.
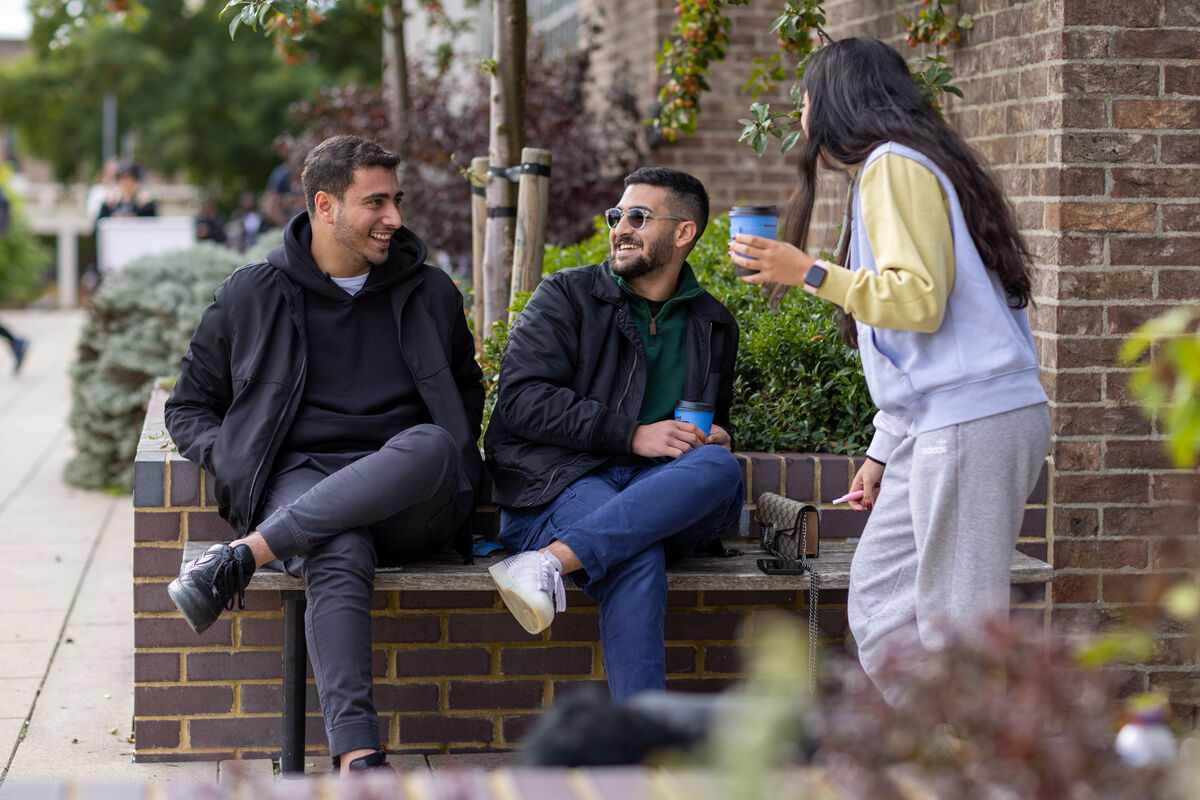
[[812, 616, 1171, 799], [275, 41, 644, 273]]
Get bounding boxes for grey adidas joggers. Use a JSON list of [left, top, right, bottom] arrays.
[[847, 403, 1051, 701]]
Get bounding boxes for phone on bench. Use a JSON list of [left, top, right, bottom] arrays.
[[757, 557, 808, 575]]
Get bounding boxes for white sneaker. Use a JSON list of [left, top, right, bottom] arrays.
[[489, 551, 566, 634]]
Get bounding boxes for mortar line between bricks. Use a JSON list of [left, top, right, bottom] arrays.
[[0, 492, 117, 784]]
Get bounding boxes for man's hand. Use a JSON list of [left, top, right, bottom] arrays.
[[707, 423, 732, 450], [632, 420, 707, 459]]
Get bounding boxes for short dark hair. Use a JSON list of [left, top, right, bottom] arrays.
[[115, 161, 141, 181], [300, 136, 400, 215], [623, 167, 710, 246]]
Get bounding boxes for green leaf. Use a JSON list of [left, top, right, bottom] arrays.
[[1164, 582, 1200, 621], [1075, 631, 1156, 667], [781, 129, 802, 153]]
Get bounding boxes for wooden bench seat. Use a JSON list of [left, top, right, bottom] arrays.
[[181, 539, 1051, 772], [183, 540, 1053, 592]]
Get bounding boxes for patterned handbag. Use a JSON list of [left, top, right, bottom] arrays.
[[756, 492, 819, 560]]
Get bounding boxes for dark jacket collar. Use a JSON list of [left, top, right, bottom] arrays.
[[590, 260, 730, 323], [267, 212, 428, 301]]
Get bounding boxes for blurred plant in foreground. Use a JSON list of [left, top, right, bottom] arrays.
[[1121, 304, 1200, 469], [813, 617, 1170, 798], [711, 614, 1180, 799]]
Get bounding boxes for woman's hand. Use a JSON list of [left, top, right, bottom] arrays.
[[729, 234, 816, 286], [849, 459, 885, 511]]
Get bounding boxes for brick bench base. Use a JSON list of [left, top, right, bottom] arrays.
[[134, 386, 1053, 765], [175, 540, 1051, 772]]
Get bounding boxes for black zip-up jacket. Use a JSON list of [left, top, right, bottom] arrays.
[[483, 262, 738, 508], [165, 214, 484, 555]]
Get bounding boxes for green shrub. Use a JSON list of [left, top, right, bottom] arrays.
[[0, 166, 53, 305], [64, 243, 243, 490], [488, 216, 874, 454]]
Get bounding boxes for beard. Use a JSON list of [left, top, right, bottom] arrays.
[[332, 211, 388, 271], [611, 234, 672, 280]]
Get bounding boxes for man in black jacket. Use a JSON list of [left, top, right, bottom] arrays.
[[164, 136, 483, 775], [484, 167, 743, 699]]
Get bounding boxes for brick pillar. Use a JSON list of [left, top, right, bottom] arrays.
[[1042, 0, 1200, 720]]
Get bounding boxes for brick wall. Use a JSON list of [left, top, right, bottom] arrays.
[[132, 389, 1049, 761], [583, 0, 1200, 718], [580, 0, 799, 213]]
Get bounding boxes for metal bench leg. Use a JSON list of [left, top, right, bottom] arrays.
[[281, 590, 307, 774]]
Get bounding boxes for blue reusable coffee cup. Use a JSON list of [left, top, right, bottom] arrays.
[[729, 205, 778, 276], [675, 400, 715, 434]]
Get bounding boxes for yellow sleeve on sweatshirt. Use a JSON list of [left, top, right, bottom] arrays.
[[815, 153, 955, 333]]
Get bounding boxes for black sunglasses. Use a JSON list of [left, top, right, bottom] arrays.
[[605, 207, 687, 230]]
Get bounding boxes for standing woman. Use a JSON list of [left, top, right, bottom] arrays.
[[730, 37, 1050, 700]]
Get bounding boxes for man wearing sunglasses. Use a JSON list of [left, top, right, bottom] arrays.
[[484, 167, 743, 698]]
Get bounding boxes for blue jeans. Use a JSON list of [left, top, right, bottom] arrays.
[[498, 445, 744, 698]]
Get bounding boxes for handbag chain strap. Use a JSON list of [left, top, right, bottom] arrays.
[[760, 510, 820, 694], [806, 568, 819, 694]]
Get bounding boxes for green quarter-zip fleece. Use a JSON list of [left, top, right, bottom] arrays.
[[612, 262, 704, 427]]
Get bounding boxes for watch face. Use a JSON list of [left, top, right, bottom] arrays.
[[807, 263, 827, 288]]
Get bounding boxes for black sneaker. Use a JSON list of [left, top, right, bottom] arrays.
[[168, 543, 255, 634], [347, 749, 395, 775]]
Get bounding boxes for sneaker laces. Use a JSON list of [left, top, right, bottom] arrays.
[[212, 550, 249, 612], [541, 555, 566, 613]]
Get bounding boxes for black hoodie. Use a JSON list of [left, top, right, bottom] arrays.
[[165, 213, 485, 556], [273, 218, 430, 454]]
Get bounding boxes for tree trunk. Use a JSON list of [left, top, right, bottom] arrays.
[[382, 0, 412, 182], [481, 0, 527, 335]]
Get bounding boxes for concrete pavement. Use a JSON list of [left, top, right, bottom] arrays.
[[0, 309, 217, 787]]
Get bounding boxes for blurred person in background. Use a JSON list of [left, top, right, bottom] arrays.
[[97, 161, 157, 220], [264, 162, 305, 228], [194, 197, 227, 245], [228, 191, 268, 252], [0, 323, 29, 375]]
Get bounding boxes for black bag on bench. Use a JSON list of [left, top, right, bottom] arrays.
[[756, 492, 819, 560]]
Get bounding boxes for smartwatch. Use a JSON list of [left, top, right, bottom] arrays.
[[804, 260, 828, 292]]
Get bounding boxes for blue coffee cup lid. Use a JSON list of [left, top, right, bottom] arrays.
[[730, 205, 777, 216], [676, 400, 714, 412]]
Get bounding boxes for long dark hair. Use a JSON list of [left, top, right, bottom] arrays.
[[782, 38, 1033, 344]]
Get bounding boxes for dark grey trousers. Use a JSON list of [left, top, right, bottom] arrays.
[[255, 423, 462, 756]]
